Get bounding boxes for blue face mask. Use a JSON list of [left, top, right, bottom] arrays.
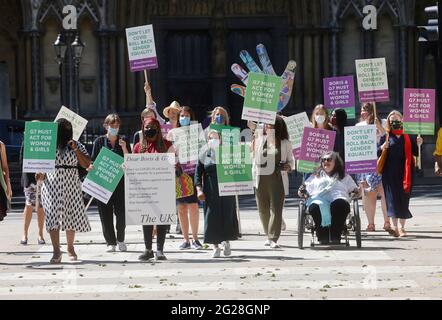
[[215, 115, 224, 125], [108, 127, 119, 137], [179, 116, 191, 127]]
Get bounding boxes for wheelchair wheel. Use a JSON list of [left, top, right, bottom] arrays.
[[353, 199, 362, 248], [297, 201, 305, 249]]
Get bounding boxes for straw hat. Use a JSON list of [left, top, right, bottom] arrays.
[[163, 101, 181, 118]]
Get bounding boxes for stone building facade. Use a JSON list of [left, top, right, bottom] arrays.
[[0, 0, 437, 137]]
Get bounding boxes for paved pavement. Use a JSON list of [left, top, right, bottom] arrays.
[[0, 185, 442, 300]]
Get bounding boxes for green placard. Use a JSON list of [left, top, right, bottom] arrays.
[[297, 160, 318, 173], [244, 73, 281, 111], [403, 122, 434, 136], [242, 72, 282, 124], [82, 148, 124, 204], [209, 124, 240, 146], [215, 144, 254, 196], [22, 122, 58, 173]]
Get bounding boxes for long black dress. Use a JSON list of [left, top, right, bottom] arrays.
[[194, 157, 239, 244], [379, 134, 418, 219]]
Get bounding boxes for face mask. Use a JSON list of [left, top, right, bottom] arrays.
[[108, 127, 119, 137], [215, 115, 224, 125], [390, 120, 403, 130], [208, 139, 220, 149], [315, 115, 325, 124], [144, 128, 158, 138], [179, 116, 191, 127]]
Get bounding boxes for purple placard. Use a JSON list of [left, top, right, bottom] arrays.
[[346, 160, 377, 174], [403, 88, 435, 124], [130, 57, 158, 72], [161, 124, 173, 140], [323, 76, 355, 109], [180, 161, 197, 175], [359, 89, 390, 103], [298, 127, 336, 162], [292, 148, 301, 160]]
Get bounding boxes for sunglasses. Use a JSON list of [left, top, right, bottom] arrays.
[[321, 157, 333, 163]]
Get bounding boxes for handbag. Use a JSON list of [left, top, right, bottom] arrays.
[[377, 132, 389, 175], [176, 172, 195, 199]]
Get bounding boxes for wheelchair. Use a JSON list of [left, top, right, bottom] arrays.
[[297, 191, 362, 249]]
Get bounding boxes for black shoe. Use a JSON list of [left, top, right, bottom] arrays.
[[155, 251, 167, 261], [138, 249, 154, 261], [318, 239, 330, 245]]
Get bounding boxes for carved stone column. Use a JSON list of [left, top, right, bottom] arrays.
[[97, 30, 111, 112], [399, 26, 408, 108], [330, 28, 338, 76], [210, 3, 227, 108], [29, 31, 43, 113]]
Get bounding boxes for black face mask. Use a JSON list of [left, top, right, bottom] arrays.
[[144, 128, 158, 138], [390, 120, 403, 130]]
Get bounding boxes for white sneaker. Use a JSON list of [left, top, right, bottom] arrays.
[[264, 240, 271, 246], [270, 241, 280, 249], [212, 247, 221, 258], [281, 219, 287, 231], [117, 242, 127, 252], [223, 241, 231, 256], [106, 245, 116, 253]]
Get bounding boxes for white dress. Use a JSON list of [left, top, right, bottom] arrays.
[[42, 143, 91, 232]]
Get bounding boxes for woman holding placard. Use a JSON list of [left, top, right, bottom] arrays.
[[134, 117, 174, 261], [90, 114, 131, 253], [132, 82, 166, 147], [379, 110, 423, 237], [39, 118, 92, 263], [0, 140, 12, 222], [251, 116, 295, 248], [209, 106, 230, 126], [170, 106, 202, 250], [195, 129, 239, 258], [19, 140, 46, 245], [355, 102, 391, 233], [311, 104, 332, 130], [298, 151, 359, 244]]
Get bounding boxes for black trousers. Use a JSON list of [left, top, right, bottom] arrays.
[[308, 199, 350, 241], [143, 225, 169, 251], [97, 188, 125, 246]]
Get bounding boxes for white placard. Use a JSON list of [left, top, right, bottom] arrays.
[[126, 24, 158, 71], [124, 153, 176, 225], [54, 106, 88, 141], [284, 112, 312, 150], [344, 125, 378, 174]]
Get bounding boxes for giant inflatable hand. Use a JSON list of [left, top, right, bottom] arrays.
[[230, 44, 297, 112]]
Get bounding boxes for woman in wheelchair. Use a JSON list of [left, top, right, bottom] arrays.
[[298, 152, 359, 245]]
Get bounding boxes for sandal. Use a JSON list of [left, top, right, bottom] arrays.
[[50, 253, 62, 264], [390, 228, 399, 237], [383, 222, 392, 232], [68, 250, 78, 261], [398, 228, 407, 237], [366, 224, 376, 232]]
